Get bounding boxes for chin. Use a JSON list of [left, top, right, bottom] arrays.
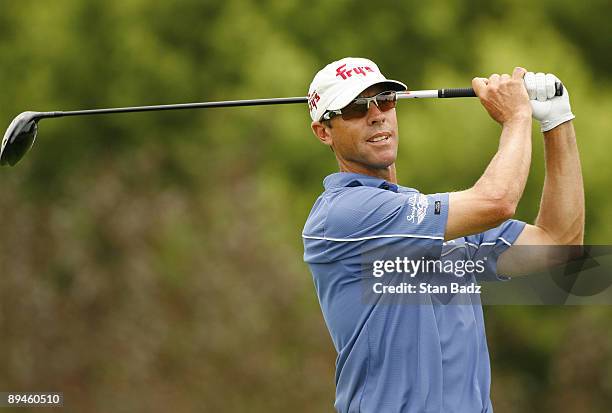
[[370, 152, 397, 168], [368, 157, 396, 170]]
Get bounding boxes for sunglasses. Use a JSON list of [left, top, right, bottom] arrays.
[[321, 90, 397, 121]]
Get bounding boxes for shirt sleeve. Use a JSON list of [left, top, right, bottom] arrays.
[[322, 187, 449, 262], [465, 219, 527, 281]]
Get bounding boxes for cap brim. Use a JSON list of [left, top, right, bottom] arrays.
[[326, 79, 407, 112]]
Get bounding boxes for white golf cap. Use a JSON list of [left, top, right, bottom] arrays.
[[307, 57, 407, 122]]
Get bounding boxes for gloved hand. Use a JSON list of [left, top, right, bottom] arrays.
[[524, 72, 575, 132]]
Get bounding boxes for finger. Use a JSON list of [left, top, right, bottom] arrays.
[[535, 72, 547, 101], [512, 66, 527, 80], [472, 77, 487, 96], [489, 73, 500, 87], [524, 72, 536, 100], [501, 73, 511, 82], [545, 73, 557, 99]]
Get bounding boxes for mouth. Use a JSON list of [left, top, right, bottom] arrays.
[[366, 132, 392, 144]]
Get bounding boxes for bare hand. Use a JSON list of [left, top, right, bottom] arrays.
[[472, 67, 532, 125]]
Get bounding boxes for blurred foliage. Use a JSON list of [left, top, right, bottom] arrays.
[[1, 0, 611, 412]]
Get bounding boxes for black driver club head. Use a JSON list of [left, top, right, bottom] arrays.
[[1, 111, 42, 166]]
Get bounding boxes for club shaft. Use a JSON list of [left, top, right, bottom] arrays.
[[39, 89, 469, 119], [36, 83, 563, 119], [43, 97, 308, 118], [397, 88, 477, 99]]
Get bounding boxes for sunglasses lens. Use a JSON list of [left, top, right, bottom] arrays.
[[340, 102, 369, 120], [340, 92, 397, 120], [376, 92, 397, 111]]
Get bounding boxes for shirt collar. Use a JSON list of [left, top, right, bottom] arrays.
[[323, 172, 398, 192]]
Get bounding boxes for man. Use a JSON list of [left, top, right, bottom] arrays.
[[302, 57, 584, 413]]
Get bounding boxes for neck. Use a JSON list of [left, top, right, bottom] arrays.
[[338, 162, 397, 183]]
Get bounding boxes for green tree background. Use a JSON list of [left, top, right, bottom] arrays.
[[1, 0, 611, 412]]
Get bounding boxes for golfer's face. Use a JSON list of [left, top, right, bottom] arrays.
[[329, 84, 399, 172]]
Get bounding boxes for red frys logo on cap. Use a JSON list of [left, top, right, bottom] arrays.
[[335, 64, 376, 80], [308, 92, 321, 111]]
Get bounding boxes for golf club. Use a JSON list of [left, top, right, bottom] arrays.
[[1, 82, 563, 167]]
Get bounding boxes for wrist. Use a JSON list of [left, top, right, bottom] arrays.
[[543, 119, 575, 138], [540, 112, 575, 133], [503, 115, 532, 128]]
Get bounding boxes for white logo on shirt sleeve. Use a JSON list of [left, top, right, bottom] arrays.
[[407, 193, 429, 224]]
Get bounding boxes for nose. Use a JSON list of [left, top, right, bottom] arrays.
[[367, 102, 386, 125]]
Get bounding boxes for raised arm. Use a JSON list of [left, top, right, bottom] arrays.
[[445, 67, 532, 241], [517, 121, 584, 244], [498, 75, 584, 276]]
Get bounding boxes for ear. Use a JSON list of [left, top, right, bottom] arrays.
[[311, 120, 333, 147]]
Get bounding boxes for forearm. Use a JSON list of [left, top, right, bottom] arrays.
[[473, 117, 532, 210], [446, 70, 533, 241], [534, 121, 584, 244]]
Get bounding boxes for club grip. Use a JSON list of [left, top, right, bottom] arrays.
[[438, 82, 564, 98], [438, 88, 476, 98]]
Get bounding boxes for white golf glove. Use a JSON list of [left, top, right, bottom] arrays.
[[524, 72, 575, 132]]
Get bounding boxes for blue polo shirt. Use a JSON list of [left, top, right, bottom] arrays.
[[303, 172, 525, 413]]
